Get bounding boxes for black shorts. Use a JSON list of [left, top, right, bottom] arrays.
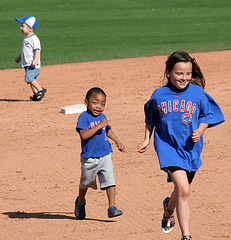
[[162, 166, 196, 184]]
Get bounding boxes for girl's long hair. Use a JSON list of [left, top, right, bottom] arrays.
[[164, 51, 205, 89]]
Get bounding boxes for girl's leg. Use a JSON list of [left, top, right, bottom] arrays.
[[166, 191, 176, 214], [162, 191, 176, 233], [106, 185, 116, 208], [170, 170, 191, 236]]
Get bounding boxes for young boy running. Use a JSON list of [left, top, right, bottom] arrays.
[[75, 87, 124, 219]]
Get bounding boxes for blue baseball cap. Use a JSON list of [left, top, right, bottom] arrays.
[[15, 15, 38, 30]]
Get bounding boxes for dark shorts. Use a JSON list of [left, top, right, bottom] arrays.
[[162, 166, 196, 184]]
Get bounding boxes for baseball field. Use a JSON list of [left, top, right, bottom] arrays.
[[1, 1, 231, 240]]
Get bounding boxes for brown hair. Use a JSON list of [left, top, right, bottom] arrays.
[[164, 51, 205, 89]]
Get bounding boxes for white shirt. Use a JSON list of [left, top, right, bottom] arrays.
[[21, 34, 41, 68]]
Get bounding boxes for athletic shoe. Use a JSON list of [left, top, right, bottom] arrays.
[[108, 206, 123, 218], [74, 196, 86, 220]]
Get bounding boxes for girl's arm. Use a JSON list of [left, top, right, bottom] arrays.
[[191, 123, 209, 142], [137, 124, 154, 153], [107, 129, 125, 151], [79, 118, 108, 140], [32, 50, 40, 66]]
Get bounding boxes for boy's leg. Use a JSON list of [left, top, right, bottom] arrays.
[[75, 187, 87, 219], [30, 83, 38, 94], [106, 185, 116, 208], [30, 80, 42, 94], [170, 170, 191, 237], [30, 80, 47, 101], [78, 187, 87, 205], [106, 186, 123, 218]]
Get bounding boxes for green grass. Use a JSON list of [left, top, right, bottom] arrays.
[[1, 0, 231, 69]]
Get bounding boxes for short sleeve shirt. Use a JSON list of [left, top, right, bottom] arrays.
[[145, 83, 225, 172], [21, 34, 41, 68], [76, 111, 113, 158]]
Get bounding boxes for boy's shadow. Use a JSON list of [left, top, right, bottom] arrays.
[[0, 99, 30, 102], [2, 211, 116, 222]]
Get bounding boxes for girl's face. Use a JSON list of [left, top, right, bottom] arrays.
[[166, 62, 192, 90], [86, 92, 106, 116], [20, 23, 33, 36]]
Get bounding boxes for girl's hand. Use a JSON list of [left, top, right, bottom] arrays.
[[137, 139, 150, 153], [191, 129, 201, 142], [192, 123, 209, 143]]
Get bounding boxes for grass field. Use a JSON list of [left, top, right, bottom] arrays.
[[1, 0, 231, 69]]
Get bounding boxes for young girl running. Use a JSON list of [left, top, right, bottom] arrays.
[[137, 51, 225, 240]]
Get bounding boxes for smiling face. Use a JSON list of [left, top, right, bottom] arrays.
[[166, 61, 192, 90], [86, 92, 106, 116]]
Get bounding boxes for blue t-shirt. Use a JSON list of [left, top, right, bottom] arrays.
[[76, 111, 113, 158], [145, 83, 225, 172]]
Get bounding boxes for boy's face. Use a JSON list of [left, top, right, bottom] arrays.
[[86, 92, 106, 116], [20, 23, 33, 36]]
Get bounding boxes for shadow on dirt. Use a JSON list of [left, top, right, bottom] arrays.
[[2, 211, 116, 222], [0, 99, 30, 102]]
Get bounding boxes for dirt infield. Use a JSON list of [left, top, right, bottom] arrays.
[[1, 51, 230, 240]]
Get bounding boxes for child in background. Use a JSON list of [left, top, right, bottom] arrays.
[[137, 51, 224, 240], [75, 87, 125, 219], [15, 15, 46, 101]]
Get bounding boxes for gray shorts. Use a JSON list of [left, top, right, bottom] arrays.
[[79, 153, 116, 190], [25, 66, 40, 83]]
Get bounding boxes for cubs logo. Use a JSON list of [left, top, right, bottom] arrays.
[[182, 113, 192, 123]]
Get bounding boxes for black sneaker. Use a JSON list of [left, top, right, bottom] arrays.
[[29, 94, 38, 101], [74, 196, 86, 220]]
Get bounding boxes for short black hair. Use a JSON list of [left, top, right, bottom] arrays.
[[85, 87, 106, 101]]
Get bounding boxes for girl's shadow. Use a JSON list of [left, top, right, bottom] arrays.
[[2, 211, 116, 222]]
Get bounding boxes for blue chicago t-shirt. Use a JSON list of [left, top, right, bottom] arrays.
[[76, 111, 113, 158], [145, 83, 225, 172]]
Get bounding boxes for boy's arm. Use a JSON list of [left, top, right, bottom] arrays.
[[107, 129, 125, 151], [79, 118, 108, 140], [32, 50, 40, 66], [15, 54, 21, 63], [137, 124, 154, 153]]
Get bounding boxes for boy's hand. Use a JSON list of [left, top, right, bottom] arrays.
[[98, 119, 108, 128], [117, 141, 125, 152], [32, 60, 38, 66], [15, 56, 21, 63]]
